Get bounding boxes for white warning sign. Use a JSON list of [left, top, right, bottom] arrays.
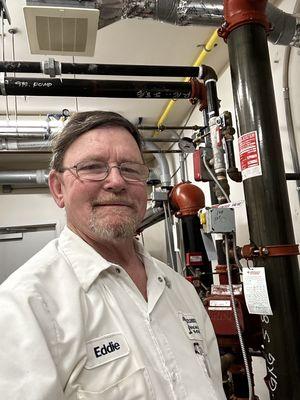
[[238, 131, 262, 180]]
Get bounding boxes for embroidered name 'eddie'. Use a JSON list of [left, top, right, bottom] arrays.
[[179, 312, 203, 340], [85, 332, 130, 369]]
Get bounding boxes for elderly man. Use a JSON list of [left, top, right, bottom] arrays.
[[0, 111, 226, 399]]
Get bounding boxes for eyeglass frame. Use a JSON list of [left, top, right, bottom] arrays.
[[58, 160, 150, 182]]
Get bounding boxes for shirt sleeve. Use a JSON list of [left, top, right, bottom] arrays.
[[0, 286, 66, 400]]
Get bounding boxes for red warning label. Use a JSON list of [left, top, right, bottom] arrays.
[[238, 131, 262, 180]]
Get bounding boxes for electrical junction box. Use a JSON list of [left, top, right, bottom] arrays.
[[199, 207, 235, 234]]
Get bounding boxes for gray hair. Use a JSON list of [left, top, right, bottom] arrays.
[[50, 111, 143, 171]]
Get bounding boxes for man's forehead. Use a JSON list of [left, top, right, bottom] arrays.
[[63, 125, 142, 162]]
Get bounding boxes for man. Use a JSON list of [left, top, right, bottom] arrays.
[[0, 111, 226, 399]]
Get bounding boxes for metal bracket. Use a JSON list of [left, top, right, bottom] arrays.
[[241, 243, 300, 259], [43, 58, 61, 78]]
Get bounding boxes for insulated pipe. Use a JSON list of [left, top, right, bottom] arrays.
[[99, 0, 300, 47], [0, 139, 51, 150], [225, 3, 300, 399], [0, 170, 49, 185], [1, 77, 192, 99], [143, 141, 172, 187], [0, 132, 47, 138]]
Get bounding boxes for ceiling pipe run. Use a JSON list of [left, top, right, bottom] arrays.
[[0, 61, 202, 77], [1, 77, 192, 99], [1, 138, 50, 150], [0, 170, 49, 185], [98, 0, 300, 47]]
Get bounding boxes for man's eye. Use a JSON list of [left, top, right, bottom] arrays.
[[79, 163, 106, 171], [122, 166, 137, 173]]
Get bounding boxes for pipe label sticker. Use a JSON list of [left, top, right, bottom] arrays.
[[238, 131, 262, 180], [243, 267, 273, 315]]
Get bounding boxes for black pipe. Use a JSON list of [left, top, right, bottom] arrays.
[[0, 61, 200, 78], [139, 125, 204, 131], [1, 77, 192, 99], [286, 173, 300, 180], [181, 215, 213, 292], [227, 23, 300, 399], [205, 80, 220, 118], [225, 138, 242, 182]]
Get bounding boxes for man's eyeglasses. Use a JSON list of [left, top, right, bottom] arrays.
[[59, 161, 150, 182]]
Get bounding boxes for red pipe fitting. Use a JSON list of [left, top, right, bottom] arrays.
[[218, 0, 271, 41], [189, 78, 207, 111], [169, 182, 205, 218]]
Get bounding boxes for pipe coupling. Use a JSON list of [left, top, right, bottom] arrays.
[[219, 0, 271, 41]]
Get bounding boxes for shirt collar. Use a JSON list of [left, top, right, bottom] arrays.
[[58, 227, 165, 294], [58, 226, 113, 292]]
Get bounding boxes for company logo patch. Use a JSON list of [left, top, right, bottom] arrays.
[[85, 332, 130, 369], [179, 312, 203, 340]]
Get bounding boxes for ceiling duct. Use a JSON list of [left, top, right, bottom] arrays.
[[22, 1, 300, 50], [100, 0, 300, 48], [24, 1, 100, 56]]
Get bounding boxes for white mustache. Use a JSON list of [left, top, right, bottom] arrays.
[[92, 198, 133, 207]]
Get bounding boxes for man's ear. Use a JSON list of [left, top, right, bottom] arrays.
[[48, 170, 65, 208]]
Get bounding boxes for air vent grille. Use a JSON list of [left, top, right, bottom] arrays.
[[23, 6, 99, 56]]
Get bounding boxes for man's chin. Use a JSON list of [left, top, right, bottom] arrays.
[[89, 216, 139, 241]]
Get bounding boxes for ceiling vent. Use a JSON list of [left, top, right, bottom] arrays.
[[23, 6, 100, 56]]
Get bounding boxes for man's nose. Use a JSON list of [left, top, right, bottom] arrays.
[[103, 165, 126, 190]]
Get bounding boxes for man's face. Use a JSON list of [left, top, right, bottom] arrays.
[[49, 126, 148, 242]]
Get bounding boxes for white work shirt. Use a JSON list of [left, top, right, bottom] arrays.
[[0, 227, 226, 400]]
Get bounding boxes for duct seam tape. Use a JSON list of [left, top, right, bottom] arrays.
[[36, 170, 47, 185], [7, 140, 18, 150]]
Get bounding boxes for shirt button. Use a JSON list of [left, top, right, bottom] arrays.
[[116, 267, 121, 273], [158, 276, 163, 283]]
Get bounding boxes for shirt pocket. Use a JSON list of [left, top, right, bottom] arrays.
[[193, 340, 212, 378], [77, 367, 155, 400]]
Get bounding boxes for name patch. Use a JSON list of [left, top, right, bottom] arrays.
[[179, 312, 203, 340], [85, 332, 129, 369]]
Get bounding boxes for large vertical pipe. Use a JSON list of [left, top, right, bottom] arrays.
[[227, 19, 300, 400]]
